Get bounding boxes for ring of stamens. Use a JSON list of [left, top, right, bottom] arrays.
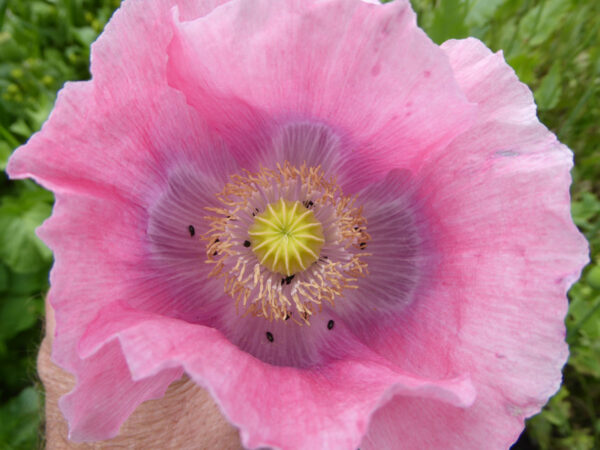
[[203, 162, 370, 324]]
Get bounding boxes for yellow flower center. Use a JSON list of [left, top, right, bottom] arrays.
[[203, 162, 370, 323], [248, 199, 324, 276]]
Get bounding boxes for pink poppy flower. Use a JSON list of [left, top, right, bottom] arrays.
[[7, 0, 588, 448]]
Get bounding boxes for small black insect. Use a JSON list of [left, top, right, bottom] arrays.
[[284, 312, 291, 321], [214, 238, 220, 243], [303, 200, 314, 209], [282, 274, 295, 285], [354, 226, 359, 231], [252, 207, 260, 217], [327, 320, 335, 330], [188, 225, 195, 237], [266, 331, 274, 342], [213, 251, 218, 256], [359, 242, 367, 249], [243, 240, 251, 248]]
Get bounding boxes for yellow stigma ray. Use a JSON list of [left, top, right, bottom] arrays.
[[248, 200, 324, 276]]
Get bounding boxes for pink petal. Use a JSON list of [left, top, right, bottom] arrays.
[[361, 38, 588, 448], [40, 153, 235, 372], [38, 192, 145, 373], [335, 169, 430, 335], [78, 301, 475, 449], [256, 121, 388, 196], [91, 0, 231, 90], [7, 0, 227, 200], [167, 0, 476, 181], [60, 339, 182, 441]]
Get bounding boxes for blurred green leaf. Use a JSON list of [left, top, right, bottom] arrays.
[[0, 0, 8, 31], [558, 428, 596, 450], [0, 263, 8, 292], [570, 337, 600, 379], [465, 0, 506, 28], [0, 125, 20, 148], [528, 411, 554, 450], [26, 96, 52, 132], [535, 61, 563, 110], [72, 26, 97, 47], [427, 0, 469, 44], [0, 32, 24, 61], [571, 192, 600, 231], [520, 0, 572, 47], [543, 387, 572, 431], [7, 270, 49, 296], [0, 387, 41, 449], [588, 266, 600, 291], [0, 296, 39, 342], [507, 53, 538, 85], [0, 140, 10, 170], [8, 119, 31, 139], [0, 188, 53, 274], [528, 387, 574, 449]]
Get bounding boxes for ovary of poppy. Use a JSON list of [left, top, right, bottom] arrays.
[[7, 0, 588, 448]]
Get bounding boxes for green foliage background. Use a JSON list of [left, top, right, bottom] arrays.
[[0, 0, 598, 448]]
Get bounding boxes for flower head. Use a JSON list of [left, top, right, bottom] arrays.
[[7, 0, 588, 448]]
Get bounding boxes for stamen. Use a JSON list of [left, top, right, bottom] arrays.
[[203, 162, 370, 324]]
